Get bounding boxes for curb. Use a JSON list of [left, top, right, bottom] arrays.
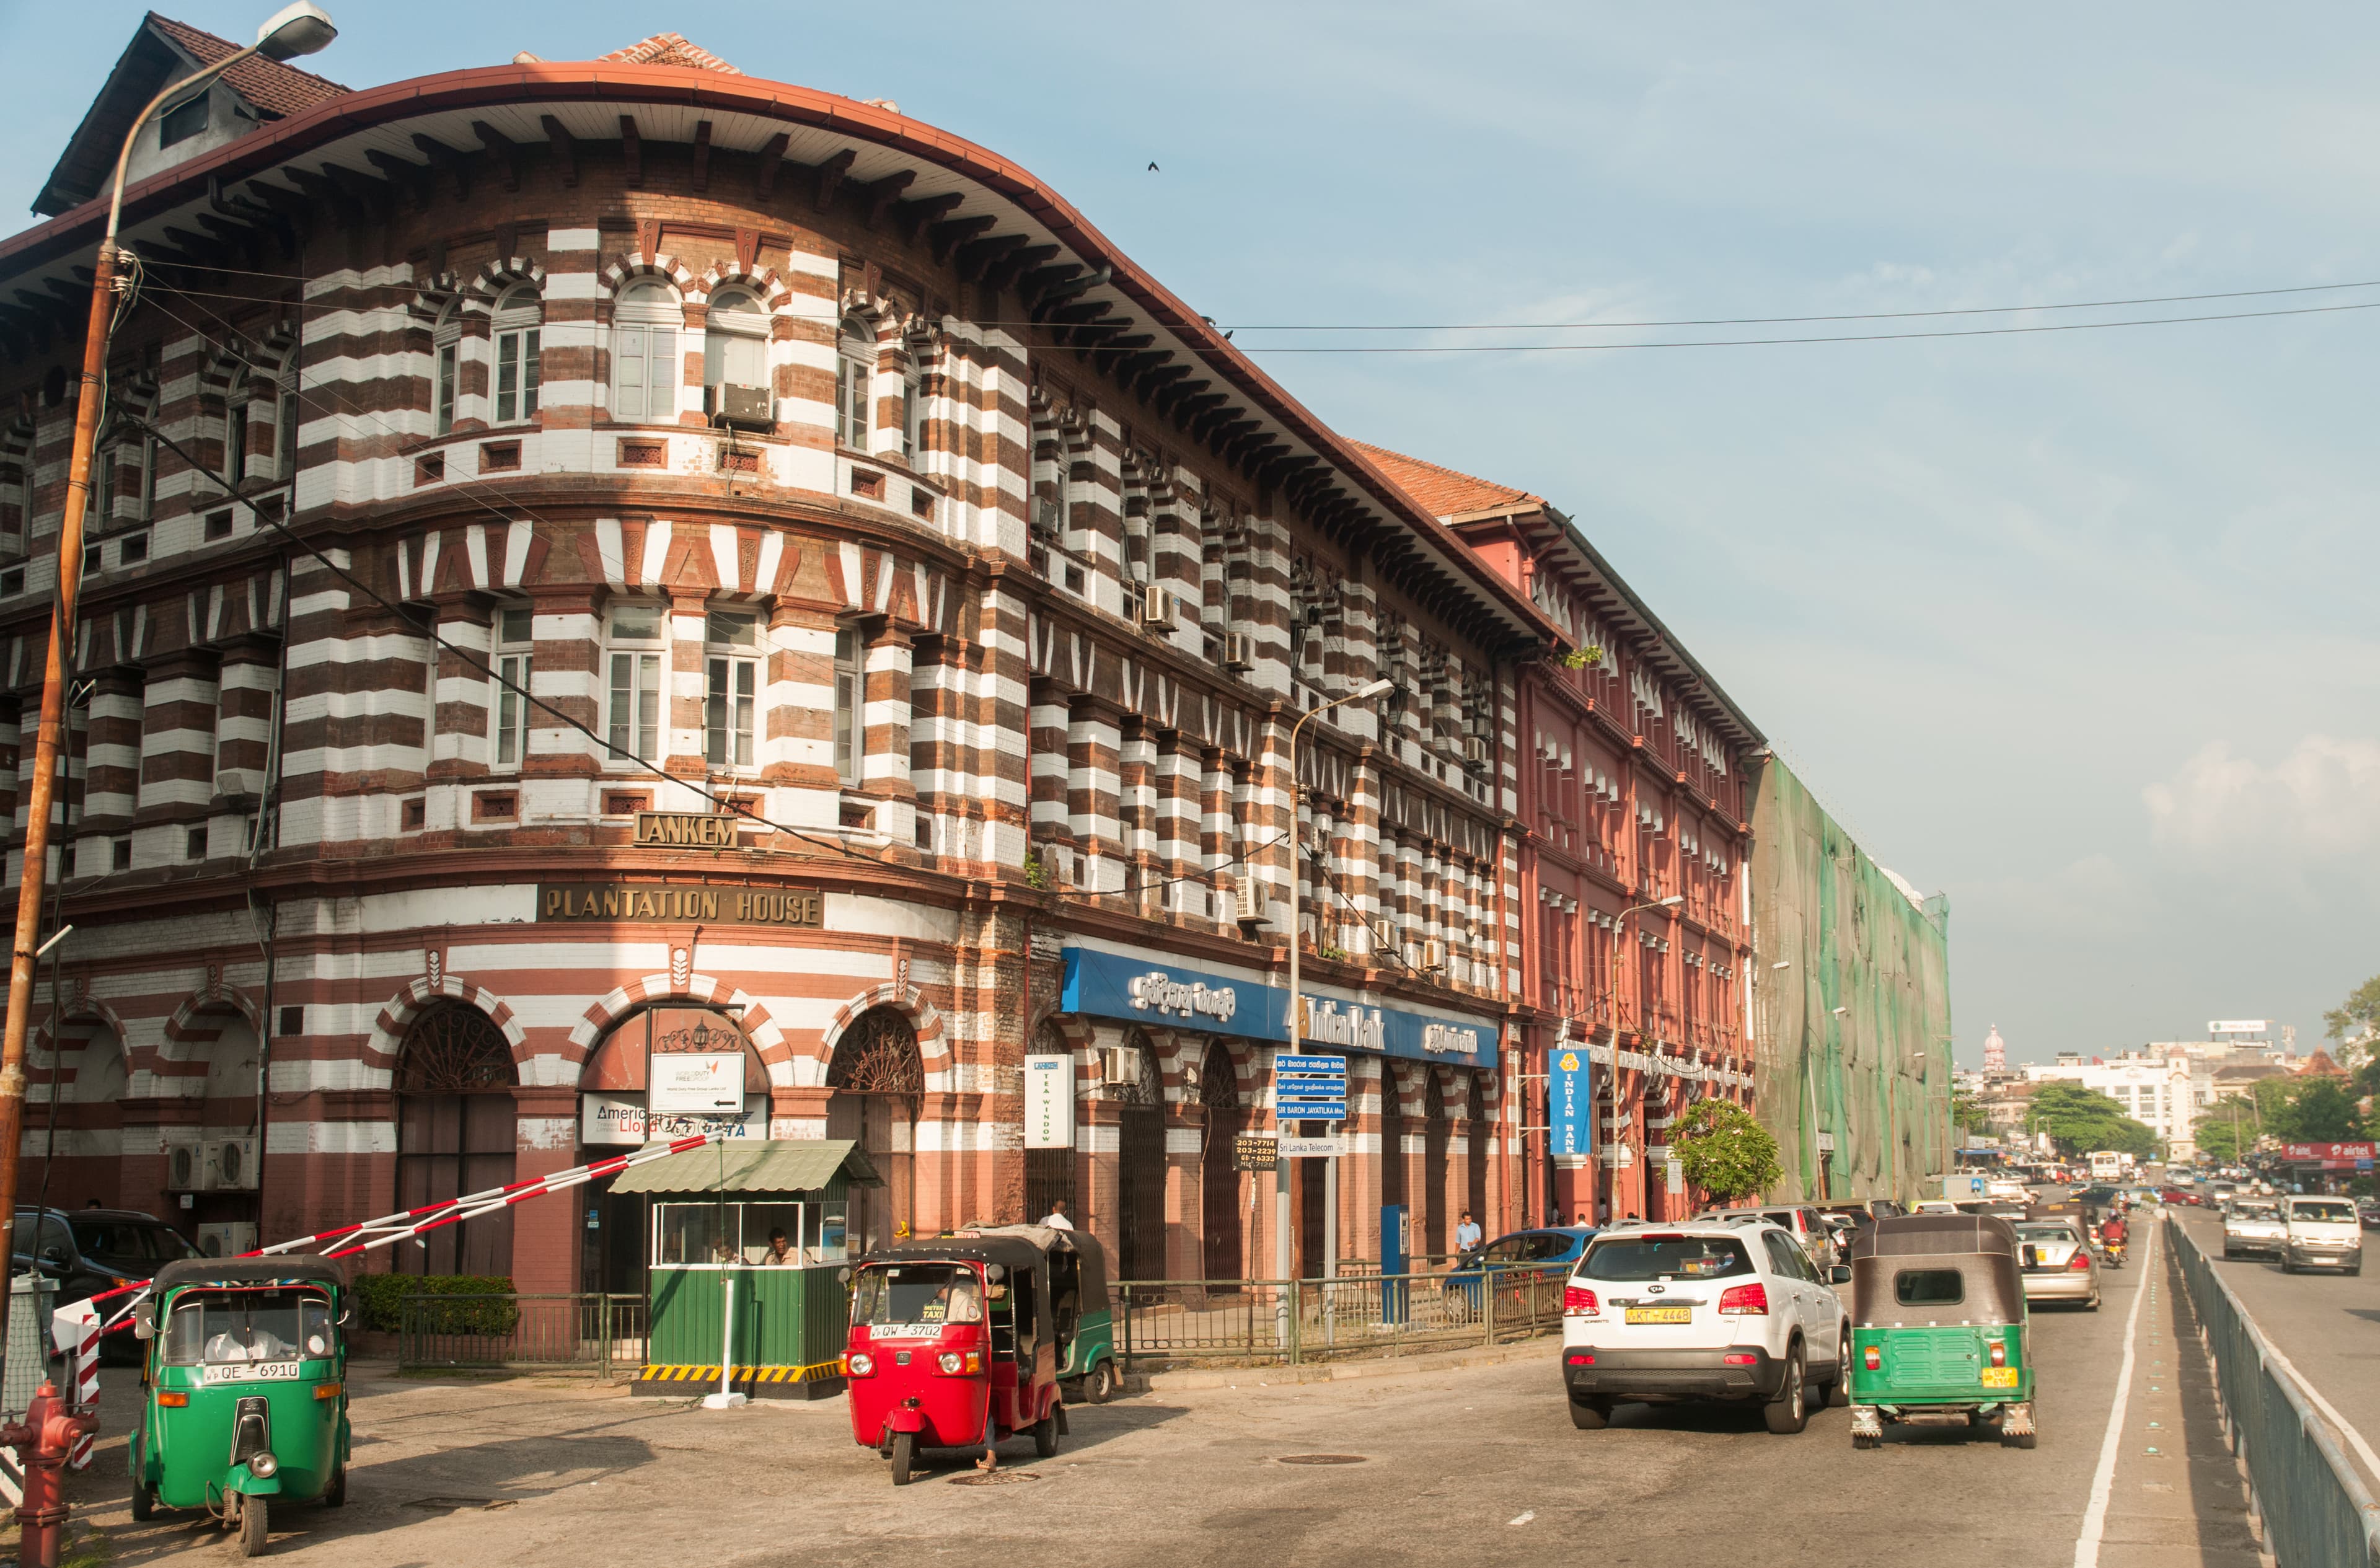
[[1134, 1333, 1558, 1392]]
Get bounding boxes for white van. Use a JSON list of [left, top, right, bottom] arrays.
[[2281, 1196, 2363, 1275]]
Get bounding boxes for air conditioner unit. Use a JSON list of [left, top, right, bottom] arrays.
[[196, 1222, 258, 1260], [1224, 633, 1258, 672], [1138, 587, 1176, 627], [1418, 938, 1446, 971], [1462, 736, 1491, 768], [711, 382, 773, 430], [1233, 883, 1266, 927], [1096, 1046, 1144, 1089], [205, 1136, 258, 1192], [165, 1142, 201, 1193]]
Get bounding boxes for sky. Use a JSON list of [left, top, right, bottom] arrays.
[[1, 2, 2374, 1067]]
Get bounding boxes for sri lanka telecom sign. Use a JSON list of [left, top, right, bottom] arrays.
[[1061, 948, 1496, 1069]]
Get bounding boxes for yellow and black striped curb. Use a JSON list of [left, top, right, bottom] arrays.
[[637, 1360, 844, 1385]]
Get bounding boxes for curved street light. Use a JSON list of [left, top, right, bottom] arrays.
[[0, 0, 338, 1365]]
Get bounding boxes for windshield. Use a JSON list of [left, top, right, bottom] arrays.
[[2293, 1202, 2355, 1223], [2015, 1226, 2076, 1246], [2230, 1203, 2278, 1220], [71, 1220, 197, 1266], [1577, 1235, 1753, 1282], [851, 1262, 982, 1333], [164, 1290, 333, 1365]]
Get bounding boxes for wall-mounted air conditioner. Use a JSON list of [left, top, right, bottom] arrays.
[[1225, 633, 1258, 672], [1138, 587, 1177, 628], [711, 383, 772, 430], [196, 1222, 257, 1259], [1462, 737, 1491, 768], [205, 1136, 258, 1192], [165, 1141, 202, 1193], [1418, 938, 1447, 971]]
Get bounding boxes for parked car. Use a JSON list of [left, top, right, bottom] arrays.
[[1693, 1205, 1838, 1270], [2012, 1218, 2099, 1310], [2281, 1196, 2363, 1275], [2358, 1199, 2380, 1232], [1560, 1220, 1853, 1435], [2156, 1187, 2204, 1208], [13, 1207, 201, 1360], [1443, 1227, 1596, 1319], [2222, 1199, 2287, 1261]]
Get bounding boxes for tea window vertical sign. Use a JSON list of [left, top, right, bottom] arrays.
[[1025, 1054, 1073, 1149]]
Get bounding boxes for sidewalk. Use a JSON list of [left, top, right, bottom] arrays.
[[1138, 1329, 1558, 1390]]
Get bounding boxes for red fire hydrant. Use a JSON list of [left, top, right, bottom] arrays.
[[0, 1381, 97, 1568]]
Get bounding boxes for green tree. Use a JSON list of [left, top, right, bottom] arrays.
[[1952, 1090, 1987, 1139], [2193, 1095, 2260, 1163], [2324, 972, 2380, 1060], [1673, 1099, 1783, 1204], [2025, 1083, 2158, 1159], [2271, 1077, 2361, 1142]]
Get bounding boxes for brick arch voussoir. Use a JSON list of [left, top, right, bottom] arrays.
[[363, 976, 529, 1087], [563, 975, 793, 1088], [465, 259, 550, 309], [602, 257, 698, 294], [816, 982, 948, 1091]]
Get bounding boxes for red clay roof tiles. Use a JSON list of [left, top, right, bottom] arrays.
[[1349, 441, 1542, 521]]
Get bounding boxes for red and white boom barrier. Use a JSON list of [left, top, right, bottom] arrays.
[[48, 1130, 727, 1464]]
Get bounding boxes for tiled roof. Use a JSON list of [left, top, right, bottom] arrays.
[[146, 14, 349, 119], [597, 33, 744, 74], [1349, 441, 1541, 521]]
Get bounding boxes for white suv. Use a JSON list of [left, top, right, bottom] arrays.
[[2282, 1196, 2363, 1275], [1561, 1220, 1851, 1434]]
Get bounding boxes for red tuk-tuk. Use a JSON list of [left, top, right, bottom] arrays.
[[844, 1228, 1065, 1484]]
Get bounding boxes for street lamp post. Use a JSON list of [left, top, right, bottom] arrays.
[[1273, 677, 1392, 1339], [0, 1, 337, 1362], [1603, 895, 1681, 1217]]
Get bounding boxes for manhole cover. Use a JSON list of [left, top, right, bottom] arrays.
[[948, 1469, 1041, 1486], [1277, 1454, 1368, 1466], [404, 1497, 518, 1512]]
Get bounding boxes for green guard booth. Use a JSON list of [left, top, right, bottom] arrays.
[[612, 1139, 883, 1399]]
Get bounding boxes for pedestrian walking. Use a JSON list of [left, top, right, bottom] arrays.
[[1041, 1198, 1076, 1231], [1454, 1210, 1483, 1253]]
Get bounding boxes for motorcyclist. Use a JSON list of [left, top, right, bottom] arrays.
[[2100, 1208, 2130, 1262]]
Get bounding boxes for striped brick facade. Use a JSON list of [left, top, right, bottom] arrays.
[[0, 40, 1567, 1288]]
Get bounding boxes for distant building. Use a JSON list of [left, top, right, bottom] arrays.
[[1981, 1024, 2006, 1074], [2025, 1052, 2198, 1160]]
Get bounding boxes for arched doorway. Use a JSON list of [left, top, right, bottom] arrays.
[[827, 1008, 921, 1251], [1111, 1030, 1165, 1280], [1197, 1041, 1241, 1282], [1024, 1021, 1077, 1227], [395, 1003, 518, 1276], [38, 1018, 126, 1211], [1422, 1069, 1451, 1258]]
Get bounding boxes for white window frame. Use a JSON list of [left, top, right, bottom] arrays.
[[431, 308, 461, 436], [834, 628, 860, 785], [835, 315, 876, 449], [493, 285, 542, 425], [704, 610, 759, 769], [276, 371, 299, 481], [612, 280, 681, 423], [224, 394, 250, 488], [702, 286, 769, 413], [491, 606, 534, 771], [606, 603, 665, 764], [901, 363, 922, 460]]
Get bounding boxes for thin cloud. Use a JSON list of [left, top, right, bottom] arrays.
[[2144, 736, 2380, 860]]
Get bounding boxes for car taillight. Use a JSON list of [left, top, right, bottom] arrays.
[[1716, 1282, 1768, 1316], [1565, 1350, 1595, 1366], [1862, 1345, 1881, 1370], [1722, 1352, 1757, 1366], [2069, 1250, 2092, 1271], [1563, 1285, 1600, 1316], [1989, 1342, 2006, 1367], [845, 1352, 875, 1377]]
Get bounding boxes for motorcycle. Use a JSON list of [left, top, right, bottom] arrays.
[[2102, 1238, 2128, 1270]]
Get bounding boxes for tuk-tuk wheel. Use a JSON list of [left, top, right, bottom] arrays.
[[236, 1495, 268, 1557], [1084, 1359, 1118, 1404], [889, 1431, 917, 1487], [1034, 1410, 1060, 1458], [130, 1483, 154, 1523], [324, 1463, 348, 1508]]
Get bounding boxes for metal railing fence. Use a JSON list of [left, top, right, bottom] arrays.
[[2167, 1217, 2380, 1567], [399, 1293, 646, 1376], [1115, 1264, 1567, 1367]]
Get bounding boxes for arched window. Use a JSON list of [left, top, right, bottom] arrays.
[[431, 306, 462, 435], [224, 376, 252, 485], [395, 1003, 518, 1276], [1112, 1029, 1165, 1280], [1198, 1041, 1243, 1282], [1023, 1021, 1076, 1227], [835, 314, 875, 449], [612, 280, 681, 422], [826, 1008, 922, 1251], [702, 286, 768, 413], [492, 285, 542, 424]]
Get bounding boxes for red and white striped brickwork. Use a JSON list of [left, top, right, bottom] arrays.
[[0, 37, 1570, 1287]]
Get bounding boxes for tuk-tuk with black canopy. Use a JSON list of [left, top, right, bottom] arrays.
[[1845, 1212, 2035, 1449], [845, 1224, 1106, 1484], [128, 1256, 353, 1556]]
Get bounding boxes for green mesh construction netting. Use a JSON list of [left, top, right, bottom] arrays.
[[1749, 759, 1953, 1204]]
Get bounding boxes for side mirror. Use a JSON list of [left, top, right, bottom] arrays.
[[985, 1264, 1007, 1284], [837, 1267, 852, 1287], [133, 1304, 156, 1340], [1828, 1265, 1851, 1285]]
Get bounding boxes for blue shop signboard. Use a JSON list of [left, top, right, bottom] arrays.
[[1551, 1047, 1595, 1159], [1059, 947, 1497, 1070]]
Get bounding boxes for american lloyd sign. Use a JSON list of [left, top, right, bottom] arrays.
[[540, 884, 824, 927]]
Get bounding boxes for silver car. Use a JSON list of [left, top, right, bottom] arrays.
[[2014, 1219, 2099, 1310]]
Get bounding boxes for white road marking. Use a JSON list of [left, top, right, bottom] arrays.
[[2074, 1225, 2157, 1568], [2246, 1315, 2380, 1487], [1507, 1512, 1535, 1527]]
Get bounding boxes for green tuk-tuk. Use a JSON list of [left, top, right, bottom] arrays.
[[1846, 1213, 2035, 1450], [959, 1224, 1119, 1403], [128, 1257, 352, 1555]]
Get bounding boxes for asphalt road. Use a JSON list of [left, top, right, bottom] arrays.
[[57, 1234, 2256, 1567], [2172, 1204, 2380, 1491]]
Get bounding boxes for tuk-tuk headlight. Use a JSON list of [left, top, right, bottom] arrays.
[[846, 1352, 875, 1377], [248, 1451, 278, 1479], [934, 1350, 981, 1376], [937, 1351, 963, 1375]]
